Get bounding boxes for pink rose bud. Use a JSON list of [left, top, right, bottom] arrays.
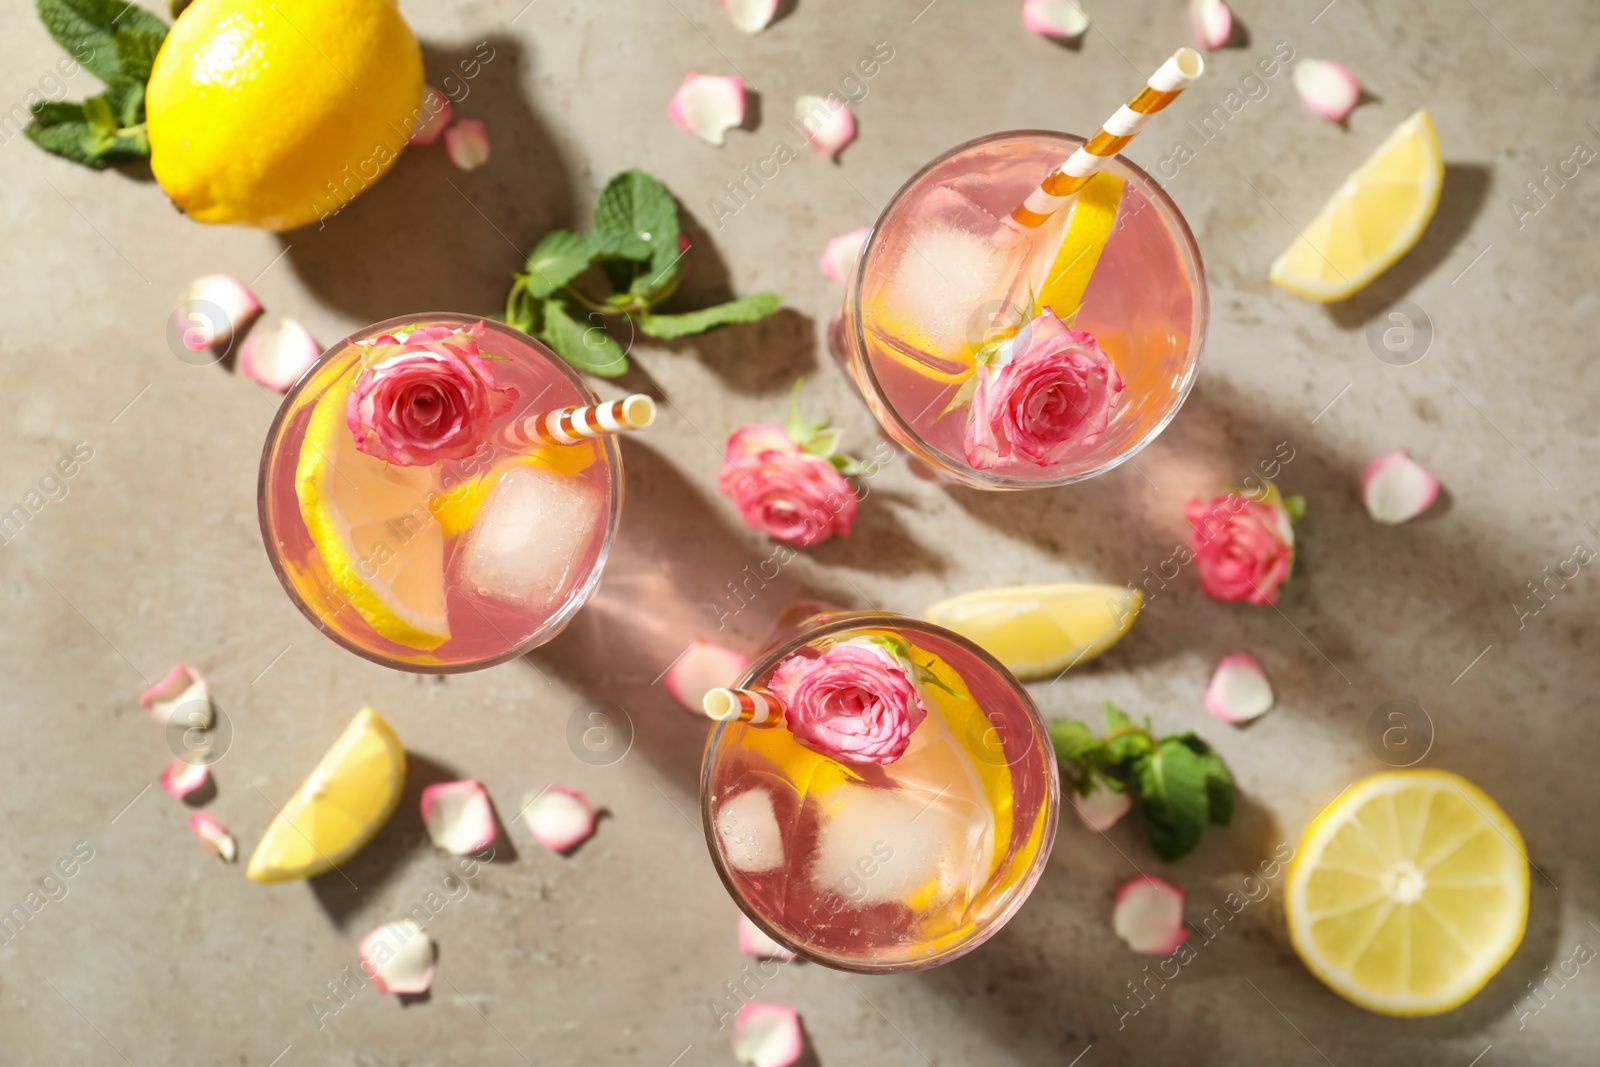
[[717, 424, 858, 546], [345, 321, 519, 467], [1183, 489, 1296, 605], [767, 637, 928, 765], [963, 311, 1125, 470]]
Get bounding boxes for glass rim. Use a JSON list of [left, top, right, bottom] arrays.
[[848, 128, 1210, 490], [698, 610, 1060, 974], [255, 312, 624, 675]]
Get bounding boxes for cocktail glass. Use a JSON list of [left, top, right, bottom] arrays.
[[834, 129, 1208, 489], [701, 611, 1058, 973], [258, 313, 622, 672]]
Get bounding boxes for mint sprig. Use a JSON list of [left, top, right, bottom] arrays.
[[505, 169, 780, 377], [26, 0, 169, 169], [1050, 703, 1235, 862]]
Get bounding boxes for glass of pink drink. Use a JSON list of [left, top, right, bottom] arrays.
[[701, 612, 1058, 972], [258, 314, 621, 672], [836, 130, 1208, 489]]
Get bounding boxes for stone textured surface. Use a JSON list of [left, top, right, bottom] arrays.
[[2, 0, 1597, 1064]]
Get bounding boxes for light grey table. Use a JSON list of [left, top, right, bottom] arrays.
[[1, 0, 1595, 1063]]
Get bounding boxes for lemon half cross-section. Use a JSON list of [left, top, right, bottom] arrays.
[[1285, 770, 1529, 1016], [1270, 110, 1444, 303], [926, 583, 1142, 680], [247, 708, 406, 883], [295, 382, 451, 651]]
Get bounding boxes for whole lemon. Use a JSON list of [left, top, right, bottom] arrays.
[[146, 0, 424, 231]]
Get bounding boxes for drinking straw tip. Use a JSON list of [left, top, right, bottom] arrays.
[[622, 394, 657, 430], [703, 688, 741, 720], [1175, 47, 1205, 78]]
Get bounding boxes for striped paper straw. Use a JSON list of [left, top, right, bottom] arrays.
[[1009, 48, 1204, 230], [515, 393, 657, 447], [703, 687, 785, 727]]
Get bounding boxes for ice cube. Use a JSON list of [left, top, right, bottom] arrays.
[[867, 185, 1027, 363], [454, 466, 602, 612], [716, 787, 784, 874], [808, 783, 983, 909]]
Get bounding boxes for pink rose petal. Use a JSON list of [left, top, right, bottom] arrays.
[[732, 1002, 804, 1067], [737, 914, 797, 961], [445, 118, 490, 171], [1113, 875, 1187, 955], [420, 779, 497, 855], [1205, 653, 1274, 724], [665, 640, 751, 713], [1189, 0, 1232, 50], [720, 0, 777, 33], [1293, 59, 1361, 122], [1022, 0, 1089, 39], [522, 787, 595, 853], [819, 227, 871, 286], [669, 72, 746, 146], [409, 85, 453, 145], [188, 812, 236, 862], [138, 664, 214, 729], [160, 758, 209, 800], [358, 921, 436, 995], [794, 94, 855, 156], [1071, 781, 1132, 831], [1362, 450, 1439, 524], [239, 318, 321, 393], [172, 274, 261, 352]]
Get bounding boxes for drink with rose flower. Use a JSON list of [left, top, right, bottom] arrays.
[[701, 613, 1057, 972], [834, 131, 1207, 489], [258, 314, 621, 671]]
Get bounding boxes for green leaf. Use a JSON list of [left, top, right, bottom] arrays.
[[936, 371, 979, 419], [1049, 719, 1105, 774], [537, 298, 628, 378], [1131, 738, 1213, 862], [592, 169, 679, 268], [802, 427, 843, 459], [1101, 703, 1153, 763], [25, 89, 146, 168], [37, 0, 167, 85], [635, 292, 781, 339], [1285, 493, 1307, 523], [1173, 733, 1235, 826], [522, 230, 597, 299]]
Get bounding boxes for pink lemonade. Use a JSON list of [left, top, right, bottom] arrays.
[[701, 614, 1058, 972], [839, 130, 1207, 488], [258, 314, 621, 672]]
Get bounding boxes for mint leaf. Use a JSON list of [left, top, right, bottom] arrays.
[[1049, 719, 1105, 773], [25, 88, 146, 167], [1131, 738, 1213, 862], [1102, 703, 1153, 763], [636, 292, 780, 339], [37, 0, 167, 85], [522, 230, 596, 299], [593, 169, 678, 268], [537, 298, 628, 378], [1173, 733, 1235, 826]]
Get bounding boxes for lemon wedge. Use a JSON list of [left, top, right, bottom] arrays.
[[1035, 171, 1125, 322], [295, 384, 451, 651], [247, 708, 407, 884], [433, 442, 599, 539], [1285, 770, 1529, 1016], [926, 583, 1142, 679], [1270, 109, 1444, 302]]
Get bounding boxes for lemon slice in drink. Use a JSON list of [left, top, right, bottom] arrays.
[[295, 385, 450, 651], [1270, 110, 1444, 302], [1035, 171, 1125, 322], [1285, 770, 1529, 1016], [926, 584, 1142, 679], [433, 441, 599, 539], [246, 708, 407, 883]]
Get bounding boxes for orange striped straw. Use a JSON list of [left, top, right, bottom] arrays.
[[703, 687, 785, 727], [1009, 48, 1205, 230], [513, 394, 656, 447]]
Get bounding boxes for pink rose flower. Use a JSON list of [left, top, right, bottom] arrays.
[[963, 311, 1125, 470], [1184, 492, 1296, 605], [768, 638, 927, 764], [346, 321, 518, 467], [718, 424, 858, 546]]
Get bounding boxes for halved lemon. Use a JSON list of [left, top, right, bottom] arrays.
[[1034, 171, 1125, 322], [1285, 770, 1529, 1016], [926, 583, 1142, 679], [295, 384, 450, 650], [247, 708, 407, 883], [433, 441, 599, 539], [1270, 109, 1444, 302]]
